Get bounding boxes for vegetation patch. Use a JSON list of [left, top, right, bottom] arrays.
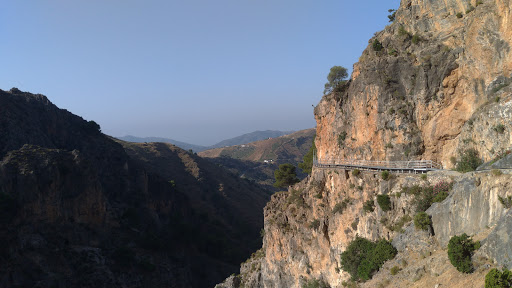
[[456, 12, 463, 18], [492, 82, 510, 93], [498, 195, 512, 209], [493, 124, 506, 134], [274, 163, 299, 188], [455, 148, 483, 172], [372, 39, 383, 51], [388, 214, 412, 232], [338, 132, 348, 147], [363, 200, 375, 213], [287, 189, 306, 208], [411, 34, 420, 44], [414, 212, 432, 231], [491, 169, 503, 176], [466, 5, 475, 14], [302, 278, 331, 288], [309, 219, 321, 230], [340, 237, 397, 281], [390, 265, 401, 275], [352, 169, 361, 176], [332, 198, 351, 214], [299, 136, 316, 174], [485, 268, 512, 287], [377, 195, 392, 212], [398, 25, 410, 37], [432, 180, 453, 203], [381, 170, 390, 180], [447, 233, 480, 273], [401, 181, 452, 212]]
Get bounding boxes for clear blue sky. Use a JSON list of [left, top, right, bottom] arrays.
[[1, 0, 400, 146]]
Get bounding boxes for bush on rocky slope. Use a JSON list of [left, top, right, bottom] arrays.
[[340, 237, 397, 281]]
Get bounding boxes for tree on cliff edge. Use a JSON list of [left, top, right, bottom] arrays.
[[299, 135, 316, 174], [324, 66, 348, 95], [274, 163, 299, 188]]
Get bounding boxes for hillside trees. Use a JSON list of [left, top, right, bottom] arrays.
[[324, 66, 348, 94], [274, 163, 299, 188]]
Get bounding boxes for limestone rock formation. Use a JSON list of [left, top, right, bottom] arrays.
[[217, 0, 512, 287]]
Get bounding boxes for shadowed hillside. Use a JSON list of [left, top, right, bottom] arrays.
[[0, 88, 270, 288]]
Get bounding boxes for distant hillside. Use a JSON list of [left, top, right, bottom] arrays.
[[209, 130, 294, 149], [199, 129, 315, 191], [199, 129, 314, 162], [118, 130, 296, 152], [117, 135, 206, 152]]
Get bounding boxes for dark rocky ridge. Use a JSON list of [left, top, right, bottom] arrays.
[[0, 88, 270, 288]]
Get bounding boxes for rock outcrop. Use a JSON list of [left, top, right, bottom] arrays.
[[217, 0, 512, 287]]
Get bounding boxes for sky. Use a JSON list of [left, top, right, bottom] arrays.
[[0, 0, 401, 146]]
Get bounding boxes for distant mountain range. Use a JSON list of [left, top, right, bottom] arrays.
[[117, 130, 296, 152]]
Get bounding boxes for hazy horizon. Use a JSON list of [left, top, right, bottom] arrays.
[[1, 0, 400, 145]]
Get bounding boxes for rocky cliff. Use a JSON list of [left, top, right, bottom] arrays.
[[217, 0, 512, 287], [0, 88, 270, 288]]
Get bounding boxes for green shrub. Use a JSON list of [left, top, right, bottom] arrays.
[[381, 171, 390, 180], [498, 195, 512, 209], [476, 0, 484, 6], [340, 237, 397, 281], [414, 185, 434, 212], [485, 268, 512, 288], [287, 189, 305, 207], [338, 132, 348, 147], [352, 169, 361, 176], [309, 219, 321, 230], [447, 233, 480, 273], [411, 34, 420, 44], [398, 25, 410, 37], [421, 174, 427, 181], [387, 9, 396, 22], [495, 96, 501, 102], [390, 265, 400, 275], [466, 5, 475, 14], [363, 200, 375, 213], [493, 124, 506, 134], [414, 212, 432, 231], [274, 163, 300, 187], [332, 200, 349, 214], [373, 39, 383, 51], [432, 190, 449, 203], [377, 195, 392, 212], [299, 136, 316, 174], [456, 12, 463, 18], [492, 169, 503, 176], [456, 148, 483, 172], [351, 220, 358, 230], [388, 214, 412, 232], [302, 278, 331, 288]]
